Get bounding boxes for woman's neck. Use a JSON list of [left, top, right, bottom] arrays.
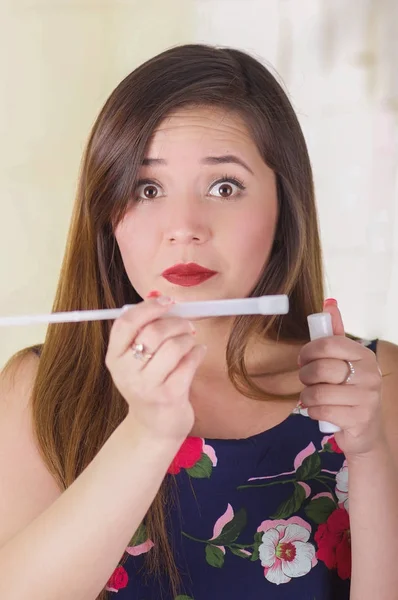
[[193, 317, 303, 386], [189, 320, 305, 439]]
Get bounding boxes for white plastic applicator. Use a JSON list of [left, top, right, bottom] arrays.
[[166, 295, 289, 319], [307, 312, 341, 434], [0, 295, 289, 327]]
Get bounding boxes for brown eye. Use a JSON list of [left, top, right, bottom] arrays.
[[143, 185, 158, 199], [135, 181, 162, 202], [209, 178, 245, 199], [218, 183, 233, 197]]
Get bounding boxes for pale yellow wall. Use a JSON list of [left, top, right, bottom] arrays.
[[0, 0, 193, 367], [193, 0, 398, 344]]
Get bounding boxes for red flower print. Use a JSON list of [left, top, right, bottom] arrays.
[[106, 565, 129, 592], [167, 436, 203, 474], [314, 507, 351, 580], [329, 436, 343, 454], [321, 434, 343, 454]]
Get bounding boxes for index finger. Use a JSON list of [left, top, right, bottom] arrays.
[[299, 335, 372, 366], [107, 297, 174, 359], [322, 300, 345, 336]]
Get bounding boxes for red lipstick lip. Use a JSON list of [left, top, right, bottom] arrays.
[[162, 263, 217, 287], [162, 263, 217, 277]]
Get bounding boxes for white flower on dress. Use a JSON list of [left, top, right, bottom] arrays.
[[336, 460, 349, 511], [258, 517, 317, 584], [292, 400, 309, 417]]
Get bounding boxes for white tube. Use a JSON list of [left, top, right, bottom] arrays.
[[0, 295, 289, 327], [166, 295, 289, 319], [0, 308, 124, 327], [307, 312, 341, 434]]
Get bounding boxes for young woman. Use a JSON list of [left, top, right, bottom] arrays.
[[1, 44, 397, 600]]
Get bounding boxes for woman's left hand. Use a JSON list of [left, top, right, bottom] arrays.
[[298, 299, 385, 457]]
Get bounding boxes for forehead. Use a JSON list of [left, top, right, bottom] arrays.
[[146, 106, 258, 156]]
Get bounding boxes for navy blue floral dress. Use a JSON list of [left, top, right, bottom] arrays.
[[104, 338, 377, 600], [32, 339, 376, 599]]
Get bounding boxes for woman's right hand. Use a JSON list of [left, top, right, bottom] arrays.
[[105, 296, 207, 442]]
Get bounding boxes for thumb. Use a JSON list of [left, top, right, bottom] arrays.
[[323, 298, 345, 336]]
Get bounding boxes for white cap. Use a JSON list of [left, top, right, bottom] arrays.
[[307, 312, 333, 340]]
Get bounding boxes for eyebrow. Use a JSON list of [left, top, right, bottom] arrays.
[[142, 155, 254, 175]]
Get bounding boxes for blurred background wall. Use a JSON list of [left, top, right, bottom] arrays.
[[0, 0, 193, 365], [1, 0, 397, 366], [193, 0, 398, 343]]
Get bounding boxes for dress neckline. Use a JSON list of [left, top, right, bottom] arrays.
[[202, 407, 299, 446]]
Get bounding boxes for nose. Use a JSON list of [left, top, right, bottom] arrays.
[[164, 204, 211, 245]]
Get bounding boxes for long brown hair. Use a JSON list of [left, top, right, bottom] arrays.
[[16, 45, 324, 598]]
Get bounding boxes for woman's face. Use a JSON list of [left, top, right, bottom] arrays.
[[114, 106, 278, 302]]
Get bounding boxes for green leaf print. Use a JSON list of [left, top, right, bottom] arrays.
[[250, 546, 260, 561], [175, 596, 195, 600], [304, 496, 336, 524], [185, 453, 213, 478], [295, 451, 321, 481], [205, 544, 225, 568], [210, 507, 247, 545], [254, 531, 263, 543], [270, 482, 306, 519], [250, 531, 263, 562], [322, 442, 333, 453]]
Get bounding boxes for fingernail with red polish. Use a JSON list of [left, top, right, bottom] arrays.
[[146, 290, 162, 298], [323, 298, 338, 308]]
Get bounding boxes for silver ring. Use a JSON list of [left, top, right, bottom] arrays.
[[342, 360, 355, 384], [131, 342, 153, 362]]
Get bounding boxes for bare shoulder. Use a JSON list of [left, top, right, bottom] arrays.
[[1, 348, 40, 404], [0, 350, 61, 547], [376, 340, 398, 393], [376, 339, 398, 373], [375, 340, 398, 453]]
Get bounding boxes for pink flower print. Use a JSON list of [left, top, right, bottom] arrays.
[[257, 517, 317, 585], [297, 482, 311, 498], [203, 442, 218, 466], [246, 442, 316, 486], [210, 503, 234, 554], [126, 539, 154, 556], [294, 442, 316, 471], [311, 492, 335, 502], [335, 461, 349, 511], [126, 523, 154, 557]]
